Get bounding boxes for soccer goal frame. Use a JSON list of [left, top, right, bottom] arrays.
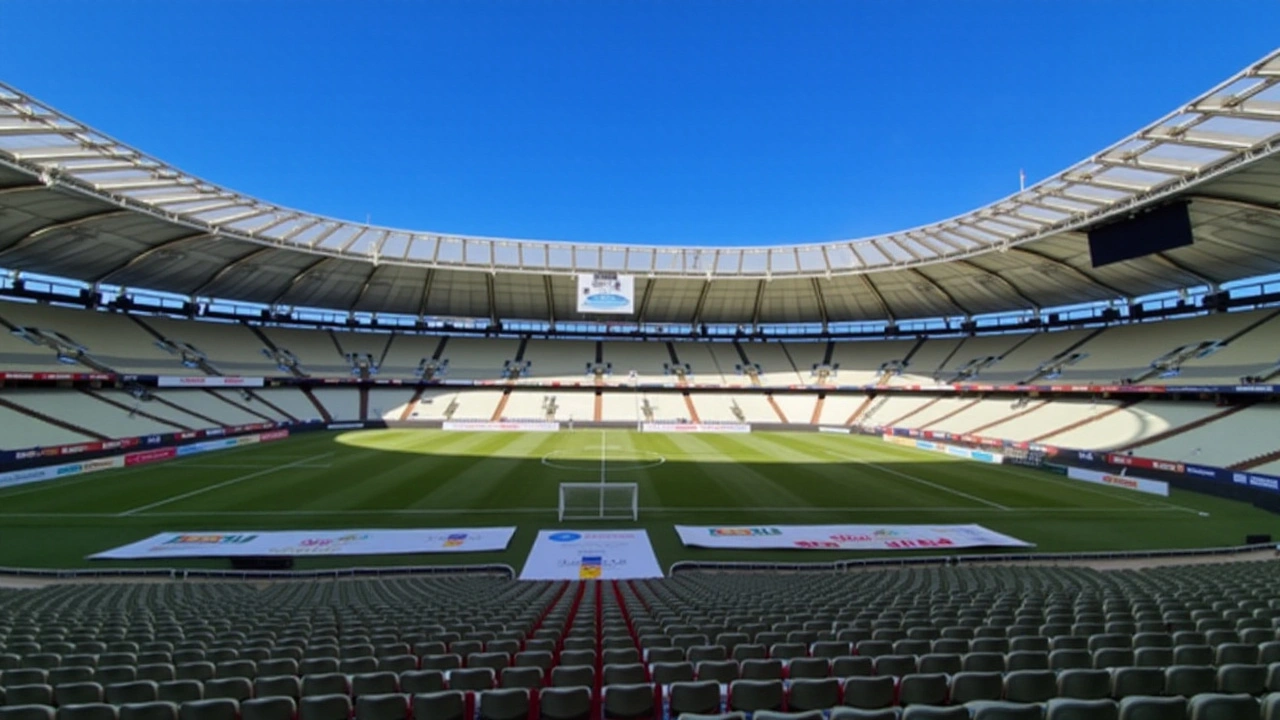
[[558, 482, 639, 521]]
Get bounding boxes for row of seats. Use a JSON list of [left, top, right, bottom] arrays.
[[9, 667, 1280, 710], [11, 689, 1280, 720], [8, 637, 1280, 678]]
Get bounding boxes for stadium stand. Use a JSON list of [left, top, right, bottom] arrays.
[[0, 401, 96, 448], [3, 561, 1280, 719], [1, 389, 185, 440], [520, 341, 599, 383], [441, 339, 521, 381]]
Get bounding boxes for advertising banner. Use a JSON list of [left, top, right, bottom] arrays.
[[576, 273, 635, 315], [674, 524, 1033, 551], [881, 434, 1004, 464], [519, 530, 664, 580], [641, 423, 751, 433], [0, 456, 124, 490], [156, 376, 265, 388], [91, 527, 517, 559], [442, 421, 561, 432], [1065, 467, 1170, 497]]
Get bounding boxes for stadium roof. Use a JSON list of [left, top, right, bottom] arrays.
[[0, 50, 1279, 325]]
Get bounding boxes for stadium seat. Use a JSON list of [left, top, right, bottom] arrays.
[[602, 683, 657, 720], [55, 705, 116, 720], [117, 702, 179, 720], [898, 674, 948, 706], [1045, 698, 1118, 720], [177, 699, 238, 720], [0, 708, 57, 720], [949, 672, 1004, 704], [1186, 693, 1260, 720], [729, 679, 784, 712], [964, 701, 1043, 720], [203, 678, 251, 702], [841, 677, 894, 710], [668, 681, 721, 716]]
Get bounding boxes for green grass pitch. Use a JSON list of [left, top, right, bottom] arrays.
[[0, 429, 1276, 571]]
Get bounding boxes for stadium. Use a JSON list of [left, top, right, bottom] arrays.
[[3, 16, 1280, 720]]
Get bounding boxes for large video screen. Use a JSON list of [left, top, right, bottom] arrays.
[[1087, 202, 1193, 268]]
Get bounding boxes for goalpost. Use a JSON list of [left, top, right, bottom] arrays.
[[558, 482, 639, 521]]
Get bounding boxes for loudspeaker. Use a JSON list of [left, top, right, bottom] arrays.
[[1245, 534, 1273, 545], [229, 556, 294, 570]]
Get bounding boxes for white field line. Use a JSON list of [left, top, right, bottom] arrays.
[[0, 444, 334, 502], [980, 460, 1203, 515], [176, 463, 332, 469], [0, 506, 1180, 520], [820, 449, 1009, 510], [117, 453, 335, 517]]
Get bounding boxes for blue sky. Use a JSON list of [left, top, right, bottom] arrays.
[[2, 1, 1277, 248]]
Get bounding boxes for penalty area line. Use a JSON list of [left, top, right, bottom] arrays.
[[820, 449, 1009, 510], [117, 452, 335, 517]]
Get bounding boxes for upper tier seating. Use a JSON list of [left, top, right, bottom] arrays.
[[1, 300, 1278, 387]]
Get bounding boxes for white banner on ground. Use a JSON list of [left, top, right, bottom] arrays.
[[519, 529, 663, 580], [91, 528, 517, 559], [674, 524, 1033, 551], [577, 273, 635, 315], [442, 421, 561, 432], [641, 423, 751, 433], [1067, 467, 1170, 497], [156, 376, 264, 388], [818, 426, 851, 434]]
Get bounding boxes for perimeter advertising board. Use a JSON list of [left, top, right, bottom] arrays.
[[674, 524, 1033, 551], [577, 273, 635, 315]]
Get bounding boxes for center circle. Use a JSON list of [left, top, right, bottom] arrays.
[[540, 449, 667, 473]]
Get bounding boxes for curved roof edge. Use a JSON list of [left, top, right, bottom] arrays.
[[1, 50, 1278, 279]]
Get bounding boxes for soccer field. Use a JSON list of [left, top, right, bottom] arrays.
[[1, 429, 1276, 571]]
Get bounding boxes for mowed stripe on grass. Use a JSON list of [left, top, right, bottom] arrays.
[[0, 429, 1277, 569]]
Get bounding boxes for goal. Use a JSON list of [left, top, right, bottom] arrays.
[[558, 482, 639, 521]]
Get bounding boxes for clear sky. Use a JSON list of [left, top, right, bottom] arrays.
[[1, 1, 1276, 248]]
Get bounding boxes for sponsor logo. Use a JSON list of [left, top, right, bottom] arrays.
[[549, 532, 582, 543], [582, 294, 630, 310], [81, 459, 117, 472], [1151, 461, 1182, 472], [578, 555, 603, 579], [163, 534, 257, 545], [829, 534, 873, 543], [1185, 465, 1218, 479], [1249, 476, 1280, 491], [708, 527, 782, 537], [1234, 473, 1249, 485], [443, 533, 467, 548], [0, 468, 55, 487], [126, 448, 177, 467], [56, 464, 82, 476], [1103, 475, 1140, 490], [1077, 451, 1095, 462]]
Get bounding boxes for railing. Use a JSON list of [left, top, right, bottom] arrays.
[[668, 543, 1277, 575], [0, 563, 516, 582]]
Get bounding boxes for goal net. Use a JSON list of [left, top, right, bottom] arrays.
[[558, 482, 639, 521]]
